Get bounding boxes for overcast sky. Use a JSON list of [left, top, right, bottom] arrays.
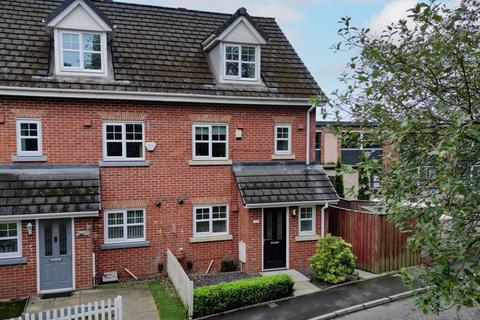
[[115, 0, 421, 99]]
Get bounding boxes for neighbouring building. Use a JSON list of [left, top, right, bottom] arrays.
[[315, 121, 383, 198], [0, 0, 339, 298]]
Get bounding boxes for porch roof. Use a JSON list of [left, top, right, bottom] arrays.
[[232, 162, 339, 208], [0, 164, 100, 219]]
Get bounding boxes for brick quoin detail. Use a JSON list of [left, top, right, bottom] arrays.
[[0, 96, 322, 298]]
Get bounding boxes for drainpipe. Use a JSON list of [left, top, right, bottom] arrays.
[[321, 203, 329, 237], [306, 104, 316, 165]]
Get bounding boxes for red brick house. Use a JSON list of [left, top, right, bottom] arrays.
[[0, 0, 338, 299]]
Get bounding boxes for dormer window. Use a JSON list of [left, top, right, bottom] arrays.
[[60, 31, 104, 71], [45, 0, 113, 78], [203, 7, 268, 85], [225, 45, 256, 80]]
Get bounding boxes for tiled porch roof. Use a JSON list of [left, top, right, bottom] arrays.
[[232, 162, 339, 208], [0, 164, 100, 217]]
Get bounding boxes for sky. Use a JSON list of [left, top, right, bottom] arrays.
[[115, 0, 419, 99]]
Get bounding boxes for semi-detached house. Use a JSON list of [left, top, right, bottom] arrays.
[[0, 0, 339, 299]]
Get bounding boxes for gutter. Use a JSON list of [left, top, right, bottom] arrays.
[[0, 86, 313, 106], [244, 200, 338, 209], [0, 211, 99, 221]]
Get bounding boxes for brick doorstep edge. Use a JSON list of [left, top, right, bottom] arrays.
[[307, 287, 429, 320]]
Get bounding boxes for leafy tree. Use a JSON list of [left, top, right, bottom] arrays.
[[357, 152, 371, 200], [334, 158, 345, 198], [315, 0, 480, 313], [309, 235, 357, 284]]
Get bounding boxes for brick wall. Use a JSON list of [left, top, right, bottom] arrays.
[[0, 221, 37, 299], [0, 96, 319, 290]]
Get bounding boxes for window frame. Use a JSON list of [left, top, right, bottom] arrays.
[[193, 204, 229, 237], [54, 29, 108, 76], [298, 206, 316, 236], [274, 124, 292, 155], [223, 44, 259, 81], [0, 221, 22, 259], [16, 119, 43, 157], [104, 208, 146, 244], [192, 123, 229, 161], [102, 121, 145, 162]]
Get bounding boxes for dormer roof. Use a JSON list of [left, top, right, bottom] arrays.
[[203, 7, 269, 52], [45, 0, 113, 31]]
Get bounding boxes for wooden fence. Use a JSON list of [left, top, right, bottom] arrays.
[[167, 248, 193, 319], [329, 202, 420, 273], [10, 296, 122, 320]]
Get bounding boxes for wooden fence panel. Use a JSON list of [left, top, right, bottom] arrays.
[[328, 205, 419, 273]]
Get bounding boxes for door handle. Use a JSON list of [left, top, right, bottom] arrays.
[[270, 241, 279, 244], [54, 236, 58, 243], [50, 258, 62, 262]]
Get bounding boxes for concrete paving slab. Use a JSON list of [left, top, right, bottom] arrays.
[[293, 281, 320, 296], [25, 282, 159, 320], [261, 269, 310, 282]]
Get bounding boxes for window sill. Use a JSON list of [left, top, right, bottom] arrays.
[[100, 241, 150, 250], [0, 256, 27, 266], [11, 155, 47, 162], [190, 234, 233, 243], [188, 160, 232, 166], [295, 234, 320, 242], [271, 154, 295, 160], [99, 160, 150, 167]]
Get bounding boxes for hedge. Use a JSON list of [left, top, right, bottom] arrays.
[[193, 274, 294, 318]]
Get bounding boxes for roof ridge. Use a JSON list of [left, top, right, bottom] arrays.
[[105, 0, 276, 20]]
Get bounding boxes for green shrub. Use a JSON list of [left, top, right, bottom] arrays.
[[334, 158, 345, 198], [309, 234, 356, 284], [193, 274, 294, 318], [220, 256, 237, 272]]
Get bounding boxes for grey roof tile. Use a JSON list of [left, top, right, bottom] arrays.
[[233, 162, 339, 206], [0, 164, 100, 216], [0, 0, 324, 99]]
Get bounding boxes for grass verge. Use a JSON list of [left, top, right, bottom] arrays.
[[149, 279, 187, 320], [0, 299, 27, 320]]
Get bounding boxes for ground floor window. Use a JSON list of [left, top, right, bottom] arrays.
[[0, 221, 21, 258], [194, 205, 229, 236], [104, 209, 145, 243], [299, 207, 315, 235]]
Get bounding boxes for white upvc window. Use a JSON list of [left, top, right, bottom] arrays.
[[103, 122, 145, 161], [193, 205, 229, 237], [0, 222, 22, 259], [224, 44, 257, 80], [16, 119, 42, 156], [57, 30, 107, 74], [192, 124, 228, 160], [299, 207, 315, 235], [275, 124, 292, 155], [104, 209, 146, 244]]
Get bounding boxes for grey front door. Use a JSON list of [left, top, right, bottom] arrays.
[[39, 219, 73, 292]]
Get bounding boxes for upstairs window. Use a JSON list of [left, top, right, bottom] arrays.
[[193, 124, 228, 160], [16, 119, 42, 157], [60, 31, 103, 71], [103, 122, 144, 161], [224, 45, 256, 80], [275, 124, 292, 155]]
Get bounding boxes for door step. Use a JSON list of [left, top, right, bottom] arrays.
[[41, 291, 73, 299]]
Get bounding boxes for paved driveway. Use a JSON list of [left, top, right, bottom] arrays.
[[338, 298, 480, 320], [26, 282, 159, 320]]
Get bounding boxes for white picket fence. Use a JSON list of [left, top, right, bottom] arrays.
[[10, 296, 122, 320], [166, 248, 193, 319]]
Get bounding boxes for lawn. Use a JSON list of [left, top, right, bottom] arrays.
[[0, 299, 27, 320], [148, 279, 186, 320]]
